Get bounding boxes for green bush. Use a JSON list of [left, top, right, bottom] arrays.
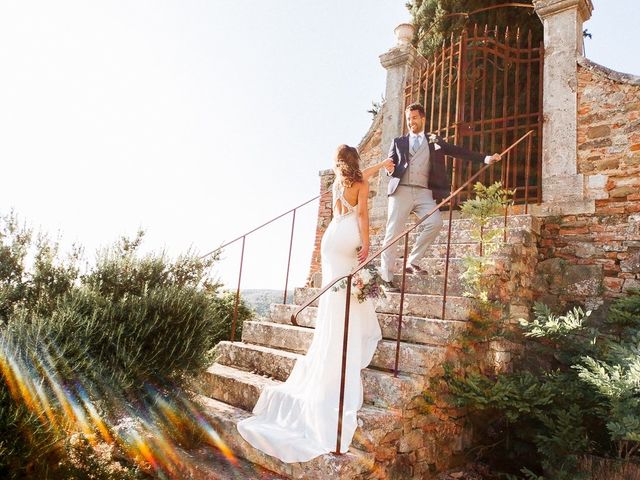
[[0, 214, 252, 479], [445, 293, 640, 479]]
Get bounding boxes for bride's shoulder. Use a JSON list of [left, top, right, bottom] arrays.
[[351, 180, 368, 194]]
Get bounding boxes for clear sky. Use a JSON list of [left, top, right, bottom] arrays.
[[0, 1, 638, 290]]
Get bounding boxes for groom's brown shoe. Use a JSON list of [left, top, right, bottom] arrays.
[[405, 263, 426, 275], [383, 280, 401, 293]]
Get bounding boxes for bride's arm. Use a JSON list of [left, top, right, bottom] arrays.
[[362, 158, 394, 181], [357, 182, 370, 263]]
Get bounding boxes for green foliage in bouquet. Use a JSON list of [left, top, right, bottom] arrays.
[[444, 292, 640, 479]]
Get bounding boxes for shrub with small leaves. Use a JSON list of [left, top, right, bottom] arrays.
[[0, 214, 252, 478], [446, 293, 640, 479]]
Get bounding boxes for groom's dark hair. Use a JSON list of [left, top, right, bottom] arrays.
[[405, 102, 425, 117]]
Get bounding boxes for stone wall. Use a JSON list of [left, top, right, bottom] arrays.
[[535, 58, 640, 314]]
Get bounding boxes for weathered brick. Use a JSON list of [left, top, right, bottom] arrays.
[[587, 125, 611, 139]]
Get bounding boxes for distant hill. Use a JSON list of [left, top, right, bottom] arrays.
[[241, 289, 293, 318]]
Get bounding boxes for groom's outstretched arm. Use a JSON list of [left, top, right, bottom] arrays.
[[438, 136, 501, 165], [439, 138, 486, 164]]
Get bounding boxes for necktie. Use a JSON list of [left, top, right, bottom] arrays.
[[411, 135, 422, 155]]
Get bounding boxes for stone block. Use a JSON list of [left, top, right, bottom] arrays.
[[565, 264, 603, 296], [398, 429, 424, 453], [587, 125, 611, 139], [621, 250, 640, 273]]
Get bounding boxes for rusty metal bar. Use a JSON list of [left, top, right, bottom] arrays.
[[445, 31, 456, 141], [503, 150, 511, 243], [231, 235, 246, 342], [525, 29, 533, 206], [394, 235, 410, 377], [437, 40, 446, 136], [422, 59, 430, 115], [524, 134, 532, 213], [513, 28, 521, 199], [442, 195, 456, 320], [430, 51, 438, 131], [501, 27, 510, 182], [466, 26, 477, 197], [201, 190, 331, 258], [537, 39, 544, 203], [479, 25, 489, 188], [283, 209, 297, 305], [408, 61, 417, 106], [335, 273, 353, 454], [490, 25, 499, 186]]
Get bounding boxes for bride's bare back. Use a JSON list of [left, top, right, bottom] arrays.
[[333, 181, 363, 216]]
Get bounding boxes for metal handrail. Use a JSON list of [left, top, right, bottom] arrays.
[[201, 189, 332, 342], [290, 130, 535, 455], [200, 191, 331, 257]]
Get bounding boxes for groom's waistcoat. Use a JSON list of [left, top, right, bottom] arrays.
[[399, 140, 430, 189]]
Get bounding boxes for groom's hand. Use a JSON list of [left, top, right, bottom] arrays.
[[488, 153, 501, 164]]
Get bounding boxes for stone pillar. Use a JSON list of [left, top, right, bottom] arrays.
[[379, 23, 426, 161], [372, 24, 427, 222], [306, 169, 334, 287], [532, 0, 595, 215]]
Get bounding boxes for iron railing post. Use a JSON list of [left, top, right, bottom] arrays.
[[283, 209, 297, 305], [524, 134, 532, 214], [335, 274, 353, 454], [503, 150, 511, 243], [231, 236, 246, 342], [442, 195, 456, 320], [394, 234, 410, 377]]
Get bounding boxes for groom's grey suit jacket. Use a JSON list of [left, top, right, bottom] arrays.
[[387, 133, 487, 201]]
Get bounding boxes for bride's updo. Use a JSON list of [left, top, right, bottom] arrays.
[[334, 144, 363, 188]]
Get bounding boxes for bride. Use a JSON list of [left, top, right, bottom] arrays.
[[237, 145, 392, 463]]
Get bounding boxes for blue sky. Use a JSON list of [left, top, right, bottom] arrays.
[[0, 1, 637, 289]]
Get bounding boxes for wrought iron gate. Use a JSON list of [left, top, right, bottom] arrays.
[[404, 25, 543, 204]]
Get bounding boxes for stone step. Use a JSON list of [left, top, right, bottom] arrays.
[[294, 270, 463, 298], [213, 341, 424, 408], [197, 363, 402, 453], [241, 320, 454, 376], [270, 304, 467, 346], [288, 290, 472, 321], [383, 241, 509, 259], [195, 395, 376, 479], [294, 256, 509, 298]]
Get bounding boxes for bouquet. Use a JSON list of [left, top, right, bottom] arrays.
[[332, 263, 386, 303]]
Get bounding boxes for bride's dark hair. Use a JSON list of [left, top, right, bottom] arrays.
[[334, 144, 363, 188]]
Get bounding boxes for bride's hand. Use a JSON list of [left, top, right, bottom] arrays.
[[358, 244, 369, 263]]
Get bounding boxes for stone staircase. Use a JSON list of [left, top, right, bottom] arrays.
[[191, 214, 540, 479]]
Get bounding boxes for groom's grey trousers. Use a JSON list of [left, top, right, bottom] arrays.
[[380, 186, 443, 282], [380, 141, 443, 283]]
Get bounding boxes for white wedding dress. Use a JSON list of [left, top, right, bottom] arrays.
[[237, 178, 382, 463]]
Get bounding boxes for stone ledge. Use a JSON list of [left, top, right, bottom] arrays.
[[578, 56, 640, 86], [530, 199, 595, 216], [533, 0, 593, 20]]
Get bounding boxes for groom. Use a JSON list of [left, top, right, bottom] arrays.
[[380, 103, 501, 292]]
